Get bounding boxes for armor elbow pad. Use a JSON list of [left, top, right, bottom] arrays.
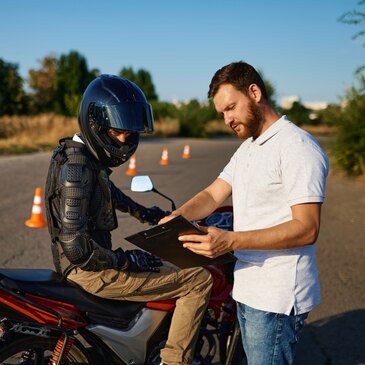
[[80, 239, 125, 271], [60, 234, 125, 271], [60, 233, 91, 266]]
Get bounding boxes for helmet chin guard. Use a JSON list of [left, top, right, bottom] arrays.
[[78, 75, 154, 167]]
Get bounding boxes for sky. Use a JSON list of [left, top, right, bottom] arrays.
[[0, 0, 362, 105]]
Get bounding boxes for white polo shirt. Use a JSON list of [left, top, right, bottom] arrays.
[[219, 116, 329, 315]]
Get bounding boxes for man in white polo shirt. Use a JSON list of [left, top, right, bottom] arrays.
[[160, 61, 328, 364]]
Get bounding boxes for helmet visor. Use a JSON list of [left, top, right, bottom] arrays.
[[96, 102, 154, 133]]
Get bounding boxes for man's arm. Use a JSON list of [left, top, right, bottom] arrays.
[[179, 203, 322, 258], [160, 178, 232, 223]]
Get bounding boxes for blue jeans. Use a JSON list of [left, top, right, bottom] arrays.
[[237, 302, 308, 365]]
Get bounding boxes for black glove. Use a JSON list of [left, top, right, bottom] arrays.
[[140, 206, 169, 225], [124, 249, 163, 273]]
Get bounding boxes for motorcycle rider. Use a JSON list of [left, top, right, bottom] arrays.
[[45, 74, 212, 365]]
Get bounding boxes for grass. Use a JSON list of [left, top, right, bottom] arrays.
[[0, 114, 78, 154], [0, 114, 336, 155]]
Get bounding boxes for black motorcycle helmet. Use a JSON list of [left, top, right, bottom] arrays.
[[78, 74, 154, 167]]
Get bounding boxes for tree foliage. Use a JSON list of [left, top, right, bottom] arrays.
[[339, 0, 365, 42], [331, 1, 365, 175], [0, 59, 27, 117], [332, 76, 365, 175], [151, 100, 178, 121], [119, 67, 158, 101], [177, 99, 220, 137], [315, 104, 342, 126], [28, 55, 57, 114], [280, 101, 312, 126], [339, 0, 365, 74], [55, 51, 98, 116]]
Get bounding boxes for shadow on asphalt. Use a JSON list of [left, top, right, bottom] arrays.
[[295, 309, 365, 365]]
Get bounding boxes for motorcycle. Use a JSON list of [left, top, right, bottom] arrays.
[[0, 176, 245, 365]]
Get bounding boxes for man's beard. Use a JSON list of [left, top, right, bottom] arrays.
[[235, 99, 263, 140]]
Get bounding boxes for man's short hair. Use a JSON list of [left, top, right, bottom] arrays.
[[208, 61, 268, 101]]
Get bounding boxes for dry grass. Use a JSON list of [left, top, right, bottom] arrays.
[[0, 114, 78, 154], [205, 119, 234, 136], [152, 117, 180, 137], [0, 114, 337, 155], [0, 114, 182, 154]]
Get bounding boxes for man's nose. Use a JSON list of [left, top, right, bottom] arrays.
[[109, 129, 131, 142], [115, 132, 129, 143], [223, 113, 232, 126]]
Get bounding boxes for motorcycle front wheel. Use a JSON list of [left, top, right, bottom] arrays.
[[0, 334, 95, 365]]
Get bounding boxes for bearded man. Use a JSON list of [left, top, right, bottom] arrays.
[[160, 61, 329, 365]]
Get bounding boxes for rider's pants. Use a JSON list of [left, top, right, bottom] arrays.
[[67, 262, 213, 365]]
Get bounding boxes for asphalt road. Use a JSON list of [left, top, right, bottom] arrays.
[[0, 137, 364, 365]]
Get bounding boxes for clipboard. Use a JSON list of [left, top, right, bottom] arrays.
[[125, 215, 236, 269]]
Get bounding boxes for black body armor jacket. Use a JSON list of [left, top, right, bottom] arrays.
[[45, 137, 157, 276]]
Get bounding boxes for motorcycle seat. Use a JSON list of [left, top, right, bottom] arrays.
[[0, 268, 145, 329]]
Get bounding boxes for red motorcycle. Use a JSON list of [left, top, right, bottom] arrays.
[[0, 177, 245, 365]]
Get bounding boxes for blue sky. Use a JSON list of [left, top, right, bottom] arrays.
[[0, 0, 362, 105]]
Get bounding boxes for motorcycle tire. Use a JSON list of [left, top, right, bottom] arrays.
[[0, 334, 95, 365]]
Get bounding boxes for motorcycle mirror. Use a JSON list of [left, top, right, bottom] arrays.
[[130, 175, 176, 211], [131, 176, 154, 192]]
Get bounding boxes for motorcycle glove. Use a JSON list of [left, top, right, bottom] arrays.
[[143, 206, 170, 225], [124, 249, 163, 273]]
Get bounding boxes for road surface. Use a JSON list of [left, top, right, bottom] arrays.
[[0, 137, 364, 365]]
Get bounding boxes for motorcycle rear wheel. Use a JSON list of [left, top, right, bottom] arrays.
[[0, 334, 95, 365]]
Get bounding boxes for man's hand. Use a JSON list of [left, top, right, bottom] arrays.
[[178, 226, 233, 258], [124, 249, 163, 272], [159, 211, 180, 224]]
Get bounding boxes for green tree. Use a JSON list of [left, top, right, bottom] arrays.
[[28, 55, 57, 114], [331, 1, 365, 175], [332, 75, 365, 175], [136, 69, 158, 101], [339, 0, 365, 74], [315, 103, 342, 126], [176, 99, 221, 138], [177, 99, 205, 137], [55, 51, 98, 116], [119, 67, 158, 101], [280, 101, 311, 125], [0, 59, 27, 116], [119, 66, 135, 82], [151, 100, 178, 121]]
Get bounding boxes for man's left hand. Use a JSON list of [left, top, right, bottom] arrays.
[[178, 226, 232, 258]]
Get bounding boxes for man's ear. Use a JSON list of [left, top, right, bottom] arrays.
[[248, 83, 262, 102]]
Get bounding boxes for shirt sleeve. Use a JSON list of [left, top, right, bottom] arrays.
[[281, 135, 329, 206], [218, 149, 238, 186]]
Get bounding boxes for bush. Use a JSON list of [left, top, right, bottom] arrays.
[[176, 99, 221, 138], [332, 75, 365, 176]]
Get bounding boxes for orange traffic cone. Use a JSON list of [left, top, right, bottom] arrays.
[[160, 147, 169, 165], [25, 187, 47, 228], [126, 154, 138, 176], [182, 144, 191, 159]]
